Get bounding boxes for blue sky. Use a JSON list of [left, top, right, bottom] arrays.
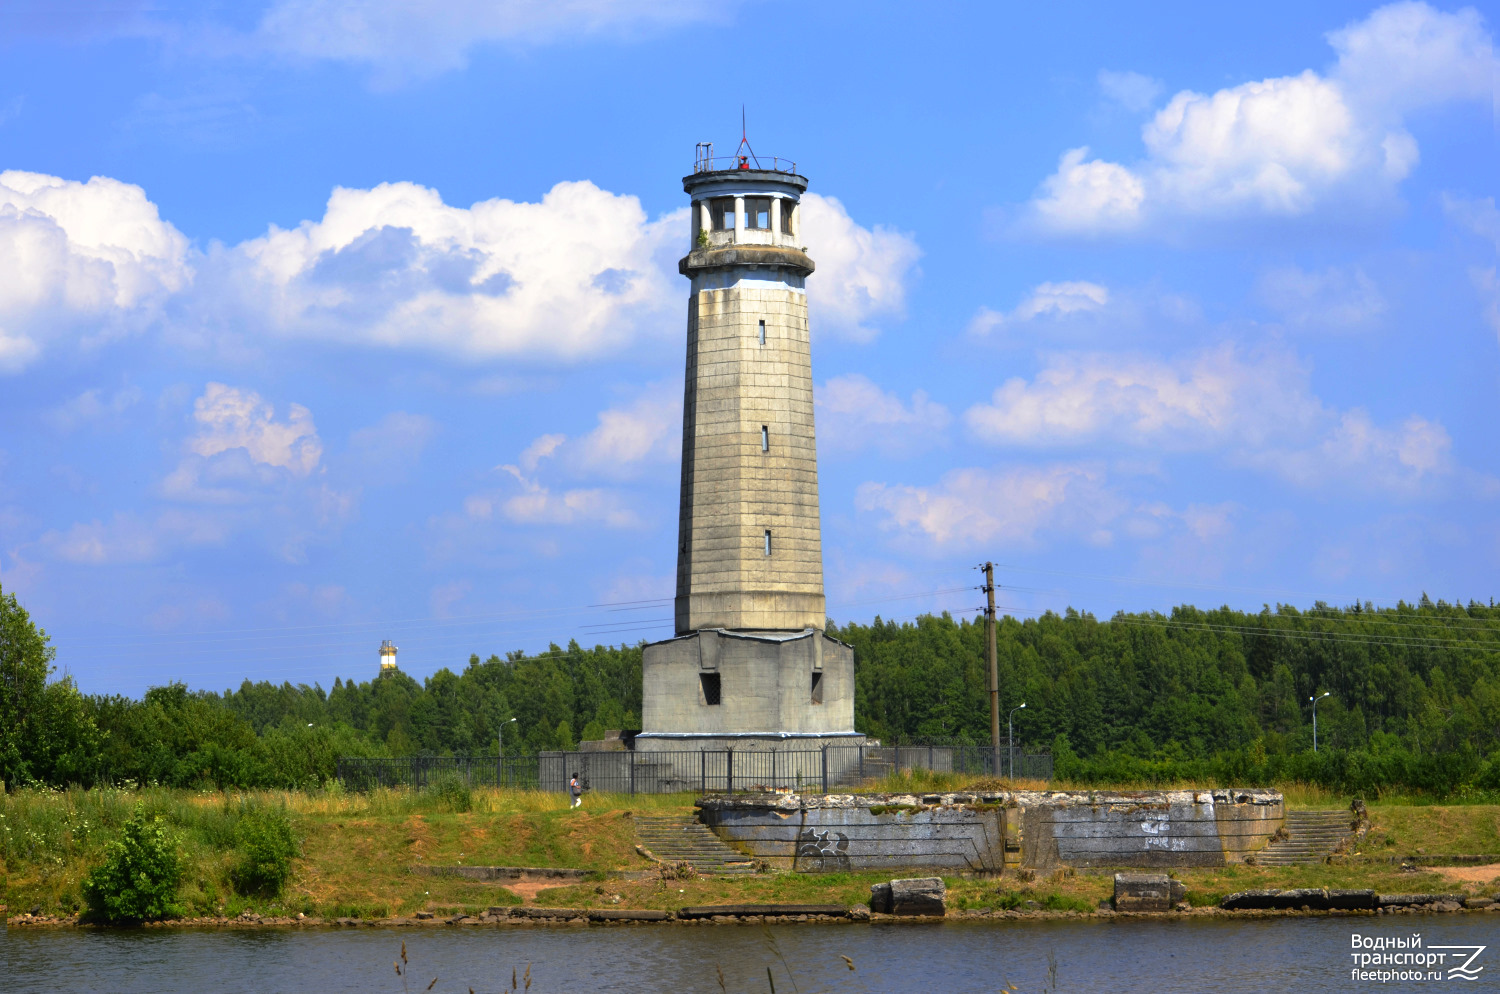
[[1, 1, 1496, 697]]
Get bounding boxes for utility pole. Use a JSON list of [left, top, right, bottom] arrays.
[[981, 562, 1000, 777]]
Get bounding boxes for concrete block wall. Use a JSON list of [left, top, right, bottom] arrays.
[[697, 788, 1283, 874], [698, 792, 1007, 873], [639, 629, 856, 739], [1018, 789, 1284, 869]]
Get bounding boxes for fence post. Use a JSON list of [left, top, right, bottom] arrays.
[[700, 750, 706, 794], [821, 746, 828, 794], [629, 750, 636, 796], [858, 744, 864, 782], [929, 744, 934, 770], [771, 749, 777, 789], [726, 749, 733, 793]]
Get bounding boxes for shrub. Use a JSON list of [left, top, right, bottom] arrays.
[[426, 771, 473, 813], [81, 803, 183, 923], [231, 805, 298, 897]]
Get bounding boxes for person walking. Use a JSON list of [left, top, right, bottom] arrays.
[[569, 773, 582, 809]]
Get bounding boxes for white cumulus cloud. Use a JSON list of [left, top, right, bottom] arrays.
[[510, 386, 681, 479], [964, 345, 1457, 495], [214, 179, 684, 361], [1026, 2, 1497, 234], [466, 467, 639, 529], [163, 384, 325, 504], [800, 193, 921, 342], [0, 170, 191, 371], [816, 374, 950, 454], [1, 170, 916, 367], [187, 383, 322, 474], [856, 464, 1125, 548], [969, 281, 1110, 336]]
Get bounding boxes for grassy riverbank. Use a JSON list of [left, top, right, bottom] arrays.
[[5, 783, 1499, 922]]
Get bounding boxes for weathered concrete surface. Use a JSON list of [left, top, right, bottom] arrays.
[[1221, 888, 1379, 911], [1378, 893, 1469, 909], [1113, 873, 1185, 911], [639, 629, 857, 743], [890, 877, 946, 916], [698, 787, 1282, 872], [1021, 789, 1284, 869], [674, 166, 825, 635], [869, 878, 945, 916], [699, 793, 1005, 872]]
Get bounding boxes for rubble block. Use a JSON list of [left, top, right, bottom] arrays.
[[1378, 894, 1467, 909], [870, 877, 946, 915], [1113, 873, 1186, 911], [1221, 888, 1376, 911], [1220, 889, 1284, 910], [1328, 889, 1377, 910], [1278, 888, 1331, 910]]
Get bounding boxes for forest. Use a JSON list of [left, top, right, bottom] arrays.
[[4, 582, 1500, 797]]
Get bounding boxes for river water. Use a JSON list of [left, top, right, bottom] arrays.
[[8, 914, 1492, 992]]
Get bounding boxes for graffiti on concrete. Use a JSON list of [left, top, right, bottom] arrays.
[[796, 828, 851, 869]]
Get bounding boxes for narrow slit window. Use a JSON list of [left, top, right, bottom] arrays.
[[700, 672, 721, 706], [810, 671, 823, 705], [760, 425, 769, 452], [758, 319, 766, 345], [764, 529, 772, 556], [780, 198, 796, 237]]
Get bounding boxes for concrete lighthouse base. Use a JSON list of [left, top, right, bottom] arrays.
[[636, 628, 864, 754]]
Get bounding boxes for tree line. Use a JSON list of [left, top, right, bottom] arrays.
[[4, 582, 1499, 796]]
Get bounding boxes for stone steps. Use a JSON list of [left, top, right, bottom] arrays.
[[1256, 810, 1353, 865], [635, 816, 755, 874]]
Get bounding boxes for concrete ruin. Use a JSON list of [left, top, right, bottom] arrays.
[[697, 788, 1285, 872], [1019, 788, 1284, 869]]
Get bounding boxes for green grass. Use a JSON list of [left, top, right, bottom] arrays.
[[7, 786, 1499, 921]]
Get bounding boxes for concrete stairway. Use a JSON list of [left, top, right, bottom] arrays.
[[1255, 810, 1352, 866], [830, 747, 896, 787], [635, 816, 755, 874]]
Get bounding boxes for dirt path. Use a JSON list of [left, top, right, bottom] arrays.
[[500, 881, 560, 902], [1432, 864, 1500, 887]]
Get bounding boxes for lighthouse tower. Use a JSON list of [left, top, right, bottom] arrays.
[[635, 140, 861, 752]]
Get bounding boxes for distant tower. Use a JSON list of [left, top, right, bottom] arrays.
[[635, 136, 861, 753], [378, 640, 398, 676]]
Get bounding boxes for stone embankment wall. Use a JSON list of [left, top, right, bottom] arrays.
[[698, 788, 1283, 873], [1019, 789, 1284, 869], [698, 792, 1007, 872]]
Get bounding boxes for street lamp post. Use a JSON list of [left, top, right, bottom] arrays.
[[1008, 703, 1026, 780], [1310, 693, 1330, 752], [499, 717, 517, 787]]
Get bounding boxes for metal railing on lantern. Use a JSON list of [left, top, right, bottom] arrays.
[[334, 744, 1052, 794], [692, 145, 798, 176]]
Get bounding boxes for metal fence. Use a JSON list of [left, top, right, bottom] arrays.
[[335, 744, 1051, 795]]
